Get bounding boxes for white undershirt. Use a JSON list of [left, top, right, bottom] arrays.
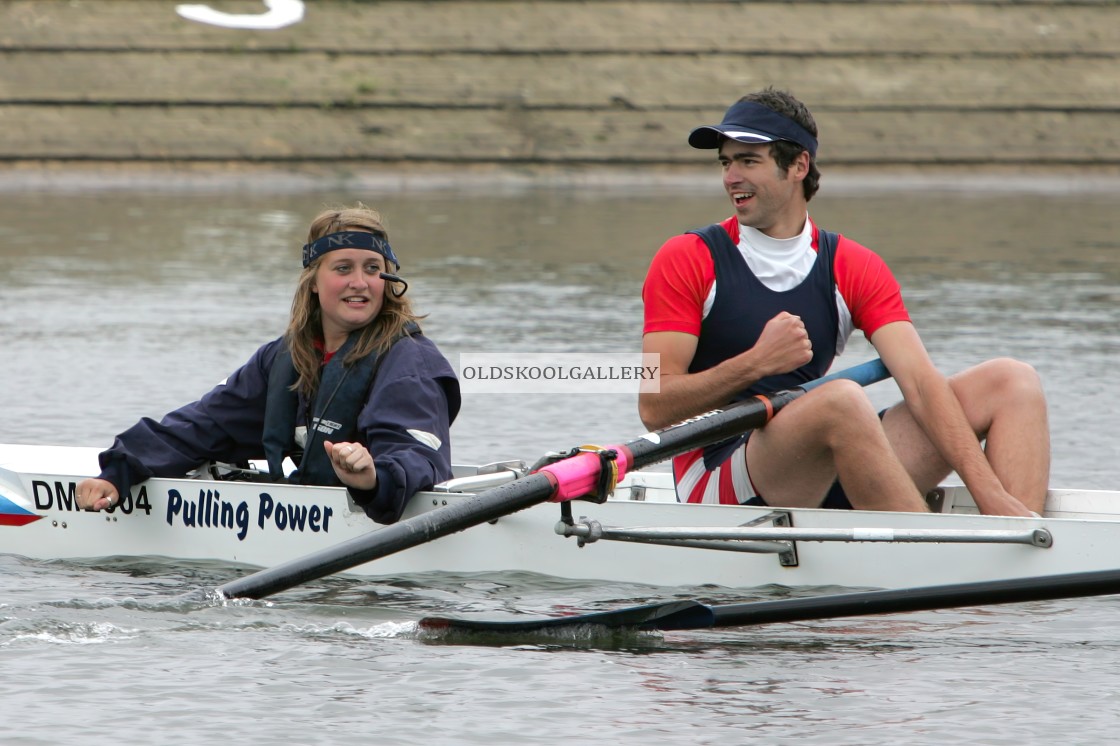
[[738, 219, 817, 292]]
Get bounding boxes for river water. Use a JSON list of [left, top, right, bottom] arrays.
[[2, 171, 1119, 743]]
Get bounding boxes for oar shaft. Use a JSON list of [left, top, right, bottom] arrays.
[[218, 358, 890, 600], [217, 393, 780, 600], [704, 568, 1120, 630], [217, 473, 556, 599], [625, 359, 888, 473]]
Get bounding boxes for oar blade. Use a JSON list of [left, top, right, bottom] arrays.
[[418, 599, 714, 634], [420, 566, 1120, 639]]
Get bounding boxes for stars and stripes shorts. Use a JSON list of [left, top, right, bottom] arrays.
[[671, 436, 855, 509], [672, 438, 759, 505]]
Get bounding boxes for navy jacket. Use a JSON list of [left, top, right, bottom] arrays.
[[96, 334, 461, 524]]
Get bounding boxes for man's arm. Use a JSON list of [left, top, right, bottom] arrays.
[[871, 322, 1035, 517], [639, 312, 813, 430]]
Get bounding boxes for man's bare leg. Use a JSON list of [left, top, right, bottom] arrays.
[[881, 358, 1050, 513], [746, 379, 929, 512]]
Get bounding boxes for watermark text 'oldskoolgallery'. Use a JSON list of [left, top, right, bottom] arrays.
[[459, 353, 660, 394]]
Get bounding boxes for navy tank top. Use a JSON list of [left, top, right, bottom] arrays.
[[687, 222, 841, 467]]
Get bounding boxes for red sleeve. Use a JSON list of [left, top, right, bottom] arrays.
[[642, 220, 733, 336], [832, 234, 911, 337]]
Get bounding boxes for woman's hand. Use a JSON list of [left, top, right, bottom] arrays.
[[76, 477, 120, 511], [324, 440, 378, 491]]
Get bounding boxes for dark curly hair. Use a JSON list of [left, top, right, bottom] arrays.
[[738, 88, 820, 202]]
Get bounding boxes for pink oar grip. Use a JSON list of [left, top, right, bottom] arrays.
[[537, 445, 634, 503]]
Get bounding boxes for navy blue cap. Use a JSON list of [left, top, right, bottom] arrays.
[[688, 101, 818, 157], [301, 231, 400, 269]]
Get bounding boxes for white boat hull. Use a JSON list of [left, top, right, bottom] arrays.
[[3, 443, 1120, 590]]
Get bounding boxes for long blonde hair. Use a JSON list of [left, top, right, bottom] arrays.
[[285, 204, 422, 398]]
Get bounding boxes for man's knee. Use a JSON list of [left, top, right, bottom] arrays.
[[802, 379, 885, 443], [999, 357, 1043, 393], [969, 358, 1045, 401], [811, 378, 879, 419]]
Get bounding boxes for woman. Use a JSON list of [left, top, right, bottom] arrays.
[[76, 204, 461, 524]]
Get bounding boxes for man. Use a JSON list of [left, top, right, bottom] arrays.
[[639, 87, 1049, 516]]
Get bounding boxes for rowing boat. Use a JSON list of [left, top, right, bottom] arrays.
[[3, 441, 1117, 591]]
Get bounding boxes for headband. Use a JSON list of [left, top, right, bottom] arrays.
[[301, 231, 400, 269]]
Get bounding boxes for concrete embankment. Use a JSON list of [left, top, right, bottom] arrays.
[[1, 0, 1118, 187]]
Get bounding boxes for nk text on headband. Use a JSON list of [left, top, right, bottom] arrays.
[[302, 231, 401, 269]]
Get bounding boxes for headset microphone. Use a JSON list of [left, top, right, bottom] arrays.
[[379, 272, 409, 297]]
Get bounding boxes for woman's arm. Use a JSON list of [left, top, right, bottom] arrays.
[[348, 336, 460, 524]]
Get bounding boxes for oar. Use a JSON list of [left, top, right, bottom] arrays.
[[419, 567, 1120, 635], [217, 358, 890, 600]]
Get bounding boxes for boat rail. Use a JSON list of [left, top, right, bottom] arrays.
[[557, 515, 1053, 567], [560, 523, 1053, 547]]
